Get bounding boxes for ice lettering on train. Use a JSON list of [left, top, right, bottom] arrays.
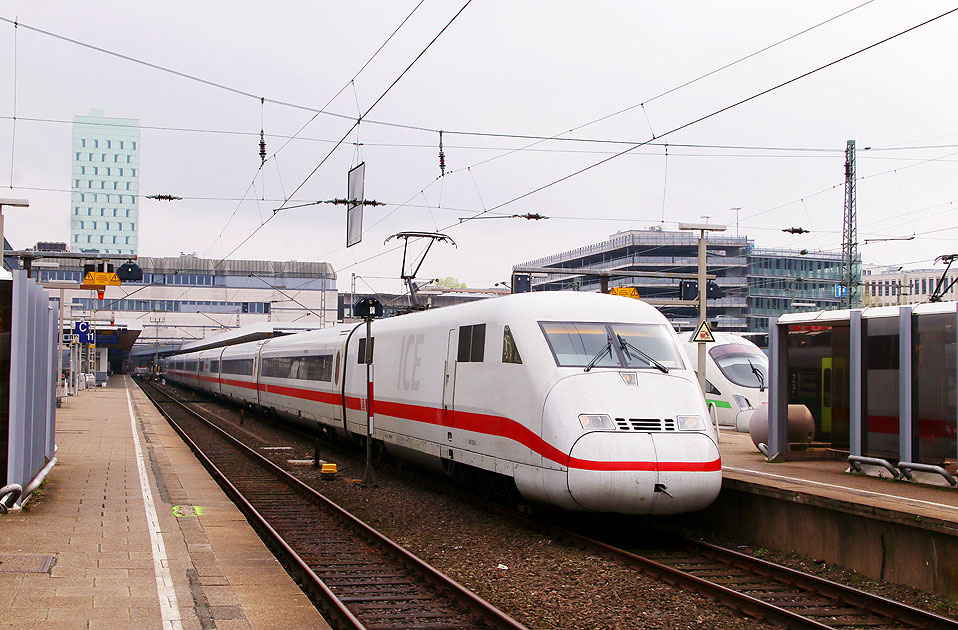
[[397, 334, 424, 392]]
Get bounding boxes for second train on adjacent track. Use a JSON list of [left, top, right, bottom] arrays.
[[162, 292, 722, 515]]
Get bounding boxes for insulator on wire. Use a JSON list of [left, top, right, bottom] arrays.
[[259, 129, 267, 166], [438, 130, 446, 176]]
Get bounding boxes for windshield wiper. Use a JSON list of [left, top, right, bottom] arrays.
[[584, 335, 614, 372], [617, 334, 669, 373], [748, 359, 766, 392]]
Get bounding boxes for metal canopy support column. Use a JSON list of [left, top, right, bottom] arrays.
[[849, 310, 863, 457], [767, 317, 788, 461], [899, 306, 914, 463]]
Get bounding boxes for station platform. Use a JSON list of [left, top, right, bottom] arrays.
[[0, 376, 329, 630], [718, 430, 958, 524], [709, 430, 958, 597]]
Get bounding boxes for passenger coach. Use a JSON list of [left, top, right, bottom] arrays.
[[163, 292, 722, 515]]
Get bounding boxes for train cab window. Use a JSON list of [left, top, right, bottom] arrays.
[[357, 338, 375, 364], [458, 324, 486, 362], [502, 325, 522, 364], [540, 321, 684, 369], [705, 380, 722, 396], [709, 344, 768, 389]]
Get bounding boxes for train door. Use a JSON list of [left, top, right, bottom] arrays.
[[442, 328, 457, 426], [253, 341, 268, 407]]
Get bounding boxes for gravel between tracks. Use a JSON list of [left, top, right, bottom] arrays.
[[183, 393, 956, 628], [188, 397, 773, 630]]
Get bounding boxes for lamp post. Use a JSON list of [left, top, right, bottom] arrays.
[[0, 198, 29, 265], [679, 222, 726, 394]]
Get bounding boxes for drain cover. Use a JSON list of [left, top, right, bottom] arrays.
[[0, 555, 56, 573]]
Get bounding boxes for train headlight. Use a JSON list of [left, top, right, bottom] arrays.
[[676, 415, 706, 431], [732, 394, 752, 411], [578, 414, 614, 430]]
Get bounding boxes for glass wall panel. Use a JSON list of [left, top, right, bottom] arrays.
[[913, 312, 957, 466], [785, 323, 850, 447], [862, 317, 899, 459]]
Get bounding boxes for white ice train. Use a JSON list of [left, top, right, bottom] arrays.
[[683, 332, 769, 432], [163, 292, 722, 515]]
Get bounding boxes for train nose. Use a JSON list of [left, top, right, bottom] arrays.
[[567, 431, 721, 514]]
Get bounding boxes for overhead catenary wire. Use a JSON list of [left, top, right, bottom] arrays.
[[455, 7, 958, 228], [140, 0, 472, 308], [0, 0, 878, 148], [280, 6, 958, 289]]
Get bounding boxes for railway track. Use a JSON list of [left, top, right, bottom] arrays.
[[148, 380, 957, 629], [137, 380, 527, 630], [544, 518, 958, 630]]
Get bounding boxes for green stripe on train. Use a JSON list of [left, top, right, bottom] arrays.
[[706, 398, 733, 409]]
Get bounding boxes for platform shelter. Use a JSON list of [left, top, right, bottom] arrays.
[[767, 302, 957, 487]]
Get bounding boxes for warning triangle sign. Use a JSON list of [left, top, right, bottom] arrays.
[[692, 320, 716, 343]]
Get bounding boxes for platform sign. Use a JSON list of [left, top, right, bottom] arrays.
[[346, 162, 365, 248], [609, 287, 640, 299], [692, 320, 716, 343], [74, 321, 95, 345], [82, 271, 121, 286]]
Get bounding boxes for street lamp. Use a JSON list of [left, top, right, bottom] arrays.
[[679, 221, 726, 394], [0, 198, 29, 263]]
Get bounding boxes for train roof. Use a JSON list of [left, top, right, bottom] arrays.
[[169, 292, 675, 359]]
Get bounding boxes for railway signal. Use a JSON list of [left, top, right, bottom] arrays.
[[353, 298, 383, 486]]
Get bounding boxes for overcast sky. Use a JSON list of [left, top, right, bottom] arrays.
[[2, 2, 958, 293]]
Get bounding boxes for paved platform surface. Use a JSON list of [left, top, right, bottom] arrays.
[[0, 376, 330, 630], [718, 430, 958, 528]]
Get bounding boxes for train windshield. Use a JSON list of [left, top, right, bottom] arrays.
[[540, 321, 685, 369], [709, 344, 768, 389]]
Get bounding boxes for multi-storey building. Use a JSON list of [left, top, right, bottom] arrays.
[[70, 111, 140, 255], [746, 247, 844, 332], [862, 266, 958, 306], [516, 227, 751, 330], [36, 254, 336, 350], [514, 227, 848, 336]]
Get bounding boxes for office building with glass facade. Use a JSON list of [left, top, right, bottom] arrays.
[[514, 227, 848, 338], [70, 112, 140, 255]]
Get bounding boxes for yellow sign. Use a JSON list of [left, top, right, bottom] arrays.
[[692, 320, 716, 343], [609, 287, 640, 299], [83, 271, 121, 286]]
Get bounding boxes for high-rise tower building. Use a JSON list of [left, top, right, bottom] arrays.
[[70, 111, 140, 255]]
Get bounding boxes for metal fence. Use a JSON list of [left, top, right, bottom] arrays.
[[1, 271, 57, 509]]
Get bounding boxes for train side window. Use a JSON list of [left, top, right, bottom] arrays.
[[502, 325, 522, 364], [334, 352, 341, 383], [358, 338, 374, 364], [705, 380, 721, 395], [458, 324, 486, 362], [210, 360, 219, 373]]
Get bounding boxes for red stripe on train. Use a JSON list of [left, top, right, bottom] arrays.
[[171, 374, 721, 473]]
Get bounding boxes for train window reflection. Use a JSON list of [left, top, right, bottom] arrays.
[[539, 321, 683, 369], [709, 344, 768, 389]]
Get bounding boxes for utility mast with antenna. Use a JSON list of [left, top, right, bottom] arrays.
[[841, 140, 860, 309]]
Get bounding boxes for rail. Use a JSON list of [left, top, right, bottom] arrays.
[[138, 380, 527, 630]]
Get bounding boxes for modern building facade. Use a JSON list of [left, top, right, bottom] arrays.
[[70, 111, 140, 255], [746, 247, 844, 332], [516, 228, 751, 331], [862, 266, 958, 306], [514, 227, 848, 337], [36, 254, 336, 353]]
